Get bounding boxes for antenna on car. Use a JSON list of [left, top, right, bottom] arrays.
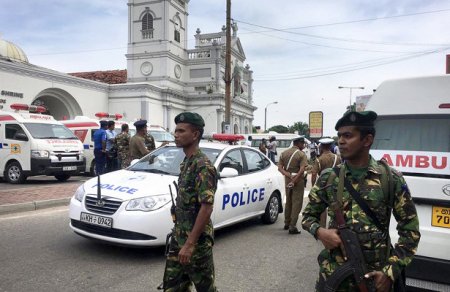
[[97, 174, 102, 200]]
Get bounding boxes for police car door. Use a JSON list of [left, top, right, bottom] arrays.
[[214, 148, 247, 226], [241, 148, 272, 213]]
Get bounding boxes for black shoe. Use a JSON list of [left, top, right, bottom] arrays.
[[289, 228, 301, 234], [283, 225, 289, 230]]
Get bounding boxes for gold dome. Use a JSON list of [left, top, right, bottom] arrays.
[[0, 38, 29, 63]]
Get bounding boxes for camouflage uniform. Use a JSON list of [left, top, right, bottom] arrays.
[[278, 146, 308, 232], [115, 131, 131, 168], [144, 133, 156, 152], [302, 157, 420, 291], [163, 149, 218, 292]]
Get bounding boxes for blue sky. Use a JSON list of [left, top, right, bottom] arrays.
[[1, 0, 450, 136]]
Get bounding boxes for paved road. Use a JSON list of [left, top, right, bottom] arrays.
[[0, 206, 321, 292], [0, 175, 89, 191]]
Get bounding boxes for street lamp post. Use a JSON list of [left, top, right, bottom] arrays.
[[264, 101, 278, 132], [338, 86, 364, 108]]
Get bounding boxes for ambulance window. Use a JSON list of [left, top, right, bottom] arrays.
[[243, 149, 269, 173], [219, 149, 243, 174], [373, 115, 450, 152], [5, 124, 25, 140]]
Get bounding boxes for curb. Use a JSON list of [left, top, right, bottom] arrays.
[[0, 197, 71, 215]]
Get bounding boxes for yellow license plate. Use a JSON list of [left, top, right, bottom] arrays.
[[431, 206, 450, 228]]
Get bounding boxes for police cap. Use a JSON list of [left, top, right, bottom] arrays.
[[334, 111, 377, 130], [292, 136, 305, 143], [174, 112, 205, 128], [99, 120, 108, 127], [133, 119, 147, 129], [318, 137, 334, 145]]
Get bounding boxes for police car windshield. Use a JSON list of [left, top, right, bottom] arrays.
[[148, 131, 175, 142], [24, 123, 78, 139], [128, 146, 220, 175]]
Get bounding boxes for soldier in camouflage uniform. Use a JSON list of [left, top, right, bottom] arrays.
[[144, 132, 156, 152], [302, 110, 420, 291], [162, 112, 218, 292], [115, 123, 131, 168]]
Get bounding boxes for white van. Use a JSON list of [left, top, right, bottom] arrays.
[[249, 132, 311, 162], [61, 113, 136, 176], [147, 125, 174, 148], [0, 103, 85, 183], [366, 75, 450, 291]]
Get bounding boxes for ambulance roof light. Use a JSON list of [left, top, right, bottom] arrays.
[[439, 103, 450, 109], [95, 112, 123, 120], [10, 103, 46, 113]]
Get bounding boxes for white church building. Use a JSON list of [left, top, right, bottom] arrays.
[[0, 0, 256, 134]]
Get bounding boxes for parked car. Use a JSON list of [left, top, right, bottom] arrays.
[[69, 142, 285, 246]]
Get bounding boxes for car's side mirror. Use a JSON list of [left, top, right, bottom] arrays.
[[14, 133, 28, 141], [129, 159, 139, 167], [219, 167, 239, 178]]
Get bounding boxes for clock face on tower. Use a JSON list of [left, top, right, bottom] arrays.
[[174, 64, 182, 79], [140, 62, 153, 76]]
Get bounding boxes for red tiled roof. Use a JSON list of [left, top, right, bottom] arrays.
[[69, 69, 127, 84]]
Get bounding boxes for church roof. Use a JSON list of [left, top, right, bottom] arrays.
[[0, 38, 29, 63], [69, 69, 127, 84]]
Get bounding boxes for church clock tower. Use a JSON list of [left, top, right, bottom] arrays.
[[126, 0, 189, 87]]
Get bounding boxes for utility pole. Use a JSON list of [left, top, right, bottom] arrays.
[[224, 0, 232, 133]]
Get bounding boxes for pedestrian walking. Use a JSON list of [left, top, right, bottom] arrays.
[[245, 135, 252, 146], [93, 120, 108, 175], [278, 136, 308, 234], [115, 123, 131, 168], [302, 110, 420, 291], [130, 120, 150, 160], [162, 112, 218, 291]]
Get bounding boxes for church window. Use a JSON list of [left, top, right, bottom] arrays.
[[142, 12, 153, 39], [174, 16, 181, 43]]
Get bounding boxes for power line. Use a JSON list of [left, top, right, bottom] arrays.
[[254, 46, 450, 81]]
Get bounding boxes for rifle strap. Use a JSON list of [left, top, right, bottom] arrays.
[[333, 167, 385, 232]]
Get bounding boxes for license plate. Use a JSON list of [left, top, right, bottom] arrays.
[[80, 212, 113, 228], [431, 206, 450, 228], [63, 166, 77, 171]]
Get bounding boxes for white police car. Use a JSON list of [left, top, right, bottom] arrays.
[[69, 142, 286, 246]]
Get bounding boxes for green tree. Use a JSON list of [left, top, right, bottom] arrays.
[[268, 125, 289, 133], [289, 121, 309, 136]]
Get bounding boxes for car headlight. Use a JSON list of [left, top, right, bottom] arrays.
[[126, 194, 171, 211], [74, 184, 86, 202], [31, 150, 50, 158]]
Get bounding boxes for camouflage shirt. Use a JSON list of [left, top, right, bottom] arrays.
[[174, 149, 218, 248], [302, 156, 420, 289], [115, 132, 130, 157]]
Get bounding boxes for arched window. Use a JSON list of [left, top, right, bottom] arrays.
[[142, 13, 153, 39], [173, 16, 181, 43]]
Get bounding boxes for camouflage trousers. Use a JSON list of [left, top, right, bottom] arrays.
[[118, 153, 131, 169], [162, 242, 216, 292]]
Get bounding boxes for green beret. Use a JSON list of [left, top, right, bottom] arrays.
[[335, 111, 377, 130], [174, 112, 205, 127]]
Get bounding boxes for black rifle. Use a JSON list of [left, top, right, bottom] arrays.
[[319, 201, 376, 292]]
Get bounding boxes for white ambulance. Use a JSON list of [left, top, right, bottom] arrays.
[[61, 113, 135, 176], [366, 75, 450, 291], [0, 103, 85, 183], [147, 125, 174, 148]]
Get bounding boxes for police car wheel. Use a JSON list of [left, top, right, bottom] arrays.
[[262, 193, 280, 224], [5, 161, 26, 184], [55, 174, 71, 182]]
